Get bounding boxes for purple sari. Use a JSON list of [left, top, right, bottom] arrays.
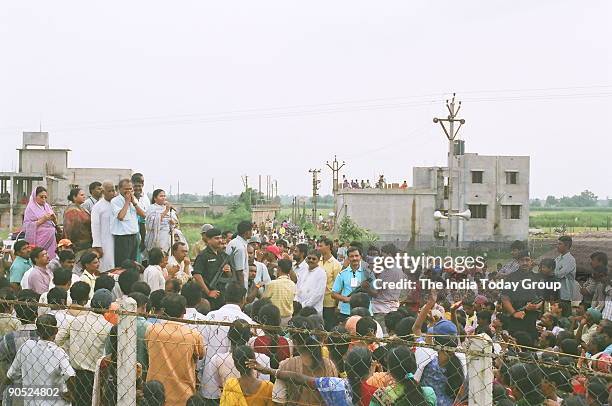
[[23, 189, 57, 259]]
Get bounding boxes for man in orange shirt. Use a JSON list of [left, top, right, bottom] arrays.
[[145, 293, 205, 405]]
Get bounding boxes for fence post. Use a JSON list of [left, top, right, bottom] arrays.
[[466, 335, 493, 406], [117, 297, 138, 406]]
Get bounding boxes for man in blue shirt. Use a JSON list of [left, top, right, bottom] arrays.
[[8, 241, 32, 290], [332, 246, 375, 323]]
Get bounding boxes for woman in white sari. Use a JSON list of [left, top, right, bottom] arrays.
[[144, 189, 177, 255]]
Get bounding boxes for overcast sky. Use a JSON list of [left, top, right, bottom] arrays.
[[1, 1, 610, 199]]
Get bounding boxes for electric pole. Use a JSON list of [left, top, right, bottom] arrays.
[[433, 93, 465, 255], [241, 175, 250, 206], [326, 155, 345, 195], [210, 178, 214, 205], [309, 169, 321, 224]]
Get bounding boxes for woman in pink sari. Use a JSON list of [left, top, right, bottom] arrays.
[[23, 186, 57, 259]]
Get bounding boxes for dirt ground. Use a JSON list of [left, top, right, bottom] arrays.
[[535, 231, 612, 279]]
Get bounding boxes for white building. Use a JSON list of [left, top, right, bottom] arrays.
[[336, 142, 530, 245]]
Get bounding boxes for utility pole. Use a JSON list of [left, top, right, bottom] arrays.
[[433, 93, 465, 255], [241, 175, 249, 206], [326, 155, 345, 195], [309, 169, 321, 225], [210, 178, 214, 205]]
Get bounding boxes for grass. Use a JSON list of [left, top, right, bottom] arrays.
[[529, 208, 612, 229]]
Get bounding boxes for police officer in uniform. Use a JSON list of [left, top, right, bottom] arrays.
[[192, 228, 233, 310]]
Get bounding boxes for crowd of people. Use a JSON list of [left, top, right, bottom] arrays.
[[341, 175, 409, 190], [0, 174, 610, 405]]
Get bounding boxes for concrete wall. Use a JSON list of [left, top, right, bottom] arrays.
[[458, 154, 529, 241], [336, 189, 437, 242], [66, 168, 132, 190], [19, 149, 68, 176]]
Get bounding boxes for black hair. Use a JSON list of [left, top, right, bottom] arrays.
[[29, 246, 45, 264], [277, 259, 292, 274], [356, 317, 377, 337], [80, 251, 98, 268], [36, 314, 57, 340], [35, 186, 47, 196], [94, 274, 116, 292], [15, 289, 39, 323], [558, 235, 572, 248], [387, 345, 428, 406], [510, 240, 525, 250], [0, 289, 16, 313], [258, 304, 282, 368], [328, 326, 350, 374], [295, 243, 309, 260], [88, 181, 102, 194], [539, 258, 555, 270], [165, 279, 181, 293], [67, 188, 83, 203], [150, 189, 165, 205], [347, 246, 361, 256], [590, 251, 608, 267], [70, 281, 91, 305], [148, 248, 164, 266], [350, 307, 370, 317], [228, 319, 252, 347], [290, 316, 323, 371], [225, 282, 246, 304], [237, 220, 252, 236], [142, 380, 165, 406], [13, 240, 29, 253], [318, 238, 333, 248], [171, 241, 186, 254], [276, 239, 288, 249], [395, 317, 416, 338], [161, 293, 187, 318], [129, 292, 150, 309], [131, 281, 151, 297], [58, 250, 76, 263], [349, 292, 371, 311], [52, 267, 72, 286], [47, 287, 67, 306], [587, 376, 608, 406], [251, 298, 271, 323], [118, 270, 140, 295], [589, 334, 608, 354], [180, 281, 203, 307], [130, 173, 144, 184], [148, 290, 166, 313], [345, 347, 372, 406], [299, 306, 318, 318], [509, 363, 545, 405], [232, 345, 255, 376], [560, 338, 580, 356]]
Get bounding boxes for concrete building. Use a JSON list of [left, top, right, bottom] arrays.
[[0, 132, 131, 230], [335, 143, 530, 245]]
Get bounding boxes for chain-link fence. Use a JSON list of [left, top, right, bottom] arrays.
[[1, 297, 610, 406]]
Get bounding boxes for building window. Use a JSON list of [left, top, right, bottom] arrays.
[[471, 171, 483, 184], [502, 205, 522, 219], [505, 171, 518, 185], [468, 204, 487, 219], [443, 185, 448, 199]]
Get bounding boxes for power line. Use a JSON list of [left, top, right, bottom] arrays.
[[1, 85, 610, 133]]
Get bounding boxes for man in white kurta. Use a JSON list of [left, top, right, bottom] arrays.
[[91, 181, 116, 273]]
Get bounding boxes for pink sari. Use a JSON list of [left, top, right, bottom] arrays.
[[23, 189, 57, 259]]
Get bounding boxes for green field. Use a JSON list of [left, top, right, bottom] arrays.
[[529, 207, 612, 231]]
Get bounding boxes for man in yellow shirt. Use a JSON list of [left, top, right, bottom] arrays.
[[262, 259, 296, 326], [318, 237, 342, 330]]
